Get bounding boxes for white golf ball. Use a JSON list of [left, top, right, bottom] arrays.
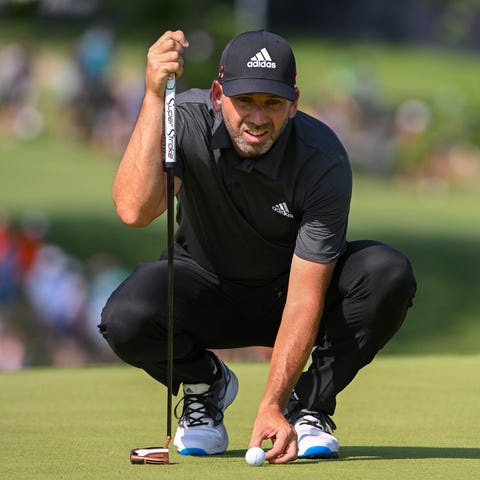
[[245, 447, 266, 466]]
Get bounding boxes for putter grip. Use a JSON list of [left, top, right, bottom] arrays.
[[164, 74, 176, 166]]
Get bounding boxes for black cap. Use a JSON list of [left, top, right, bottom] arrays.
[[218, 31, 296, 101]]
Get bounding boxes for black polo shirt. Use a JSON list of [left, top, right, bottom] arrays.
[[173, 88, 351, 282]]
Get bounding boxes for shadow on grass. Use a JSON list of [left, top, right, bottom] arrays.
[[340, 445, 480, 461], [221, 446, 480, 462]]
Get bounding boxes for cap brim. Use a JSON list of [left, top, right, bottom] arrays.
[[221, 78, 296, 101]]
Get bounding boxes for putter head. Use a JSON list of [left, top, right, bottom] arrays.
[[130, 436, 171, 465]]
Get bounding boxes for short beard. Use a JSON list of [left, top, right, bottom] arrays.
[[222, 110, 289, 158], [228, 128, 274, 157]]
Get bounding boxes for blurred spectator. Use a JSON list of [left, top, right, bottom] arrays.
[[0, 208, 133, 369], [394, 99, 431, 140], [0, 40, 44, 139], [0, 210, 20, 308], [0, 41, 32, 107], [23, 244, 88, 335], [311, 59, 394, 176], [89, 73, 144, 153], [0, 210, 49, 309], [84, 253, 129, 356], [69, 25, 116, 142], [0, 314, 25, 370], [49, 24, 143, 153], [17, 210, 49, 276]]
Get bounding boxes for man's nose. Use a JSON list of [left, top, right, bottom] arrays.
[[247, 102, 269, 126]]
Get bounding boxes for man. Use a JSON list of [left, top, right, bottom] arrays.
[[99, 30, 416, 464]]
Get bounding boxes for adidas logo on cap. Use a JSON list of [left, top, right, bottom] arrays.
[[247, 48, 276, 69], [218, 31, 296, 101]]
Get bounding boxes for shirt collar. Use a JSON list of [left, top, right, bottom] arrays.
[[211, 111, 232, 149], [211, 113, 293, 180]]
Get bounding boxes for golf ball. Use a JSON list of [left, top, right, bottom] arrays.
[[245, 447, 266, 466]]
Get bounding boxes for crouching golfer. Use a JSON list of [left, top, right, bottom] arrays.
[[99, 30, 416, 464]]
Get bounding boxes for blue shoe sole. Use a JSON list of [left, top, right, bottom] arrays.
[[298, 446, 339, 459], [179, 448, 208, 456]]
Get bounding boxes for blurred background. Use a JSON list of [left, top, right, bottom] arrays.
[[1, 0, 479, 369]]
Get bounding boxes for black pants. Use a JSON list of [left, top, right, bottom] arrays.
[[99, 240, 416, 415]]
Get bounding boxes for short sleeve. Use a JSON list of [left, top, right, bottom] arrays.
[[294, 157, 351, 264]]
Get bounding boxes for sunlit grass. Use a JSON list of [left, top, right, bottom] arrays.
[[1, 357, 479, 479]]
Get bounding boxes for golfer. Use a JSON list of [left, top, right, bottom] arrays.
[[99, 30, 416, 464]]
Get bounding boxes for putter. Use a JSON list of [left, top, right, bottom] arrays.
[[130, 73, 176, 465]]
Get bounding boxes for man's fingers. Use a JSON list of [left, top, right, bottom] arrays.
[[264, 436, 287, 461], [263, 427, 298, 464], [151, 30, 189, 50], [248, 428, 269, 449], [150, 30, 189, 58], [145, 30, 190, 93], [168, 29, 190, 48], [248, 408, 298, 464]]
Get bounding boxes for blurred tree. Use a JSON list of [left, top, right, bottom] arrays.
[[102, 0, 234, 33], [100, 0, 238, 89]]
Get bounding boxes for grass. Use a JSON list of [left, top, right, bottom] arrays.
[[1, 356, 479, 479]]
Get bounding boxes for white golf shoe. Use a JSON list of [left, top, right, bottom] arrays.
[[285, 393, 339, 459], [293, 410, 339, 458], [173, 353, 238, 456]]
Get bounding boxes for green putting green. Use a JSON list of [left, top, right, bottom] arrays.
[[1, 355, 479, 479]]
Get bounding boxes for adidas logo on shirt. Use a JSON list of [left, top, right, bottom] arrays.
[[272, 202, 294, 218], [247, 48, 276, 69]]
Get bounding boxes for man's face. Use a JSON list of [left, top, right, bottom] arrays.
[[212, 82, 299, 158]]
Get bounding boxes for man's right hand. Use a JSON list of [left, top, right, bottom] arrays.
[[249, 404, 298, 464], [145, 30, 189, 98], [113, 30, 187, 226]]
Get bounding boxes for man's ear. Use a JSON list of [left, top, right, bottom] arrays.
[[211, 80, 223, 112]]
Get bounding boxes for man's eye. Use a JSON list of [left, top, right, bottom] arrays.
[[266, 99, 281, 107]]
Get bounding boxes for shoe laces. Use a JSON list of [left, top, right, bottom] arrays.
[[174, 391, 224, 427], [297, 410, 337, 433]]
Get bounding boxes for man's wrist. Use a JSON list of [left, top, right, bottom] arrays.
[[143, 90, 166, 109], [258, 396, 286, 415]]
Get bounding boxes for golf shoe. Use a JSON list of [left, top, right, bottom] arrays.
[[173, 353, 238, 455], [285, 392, 339, 459]]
